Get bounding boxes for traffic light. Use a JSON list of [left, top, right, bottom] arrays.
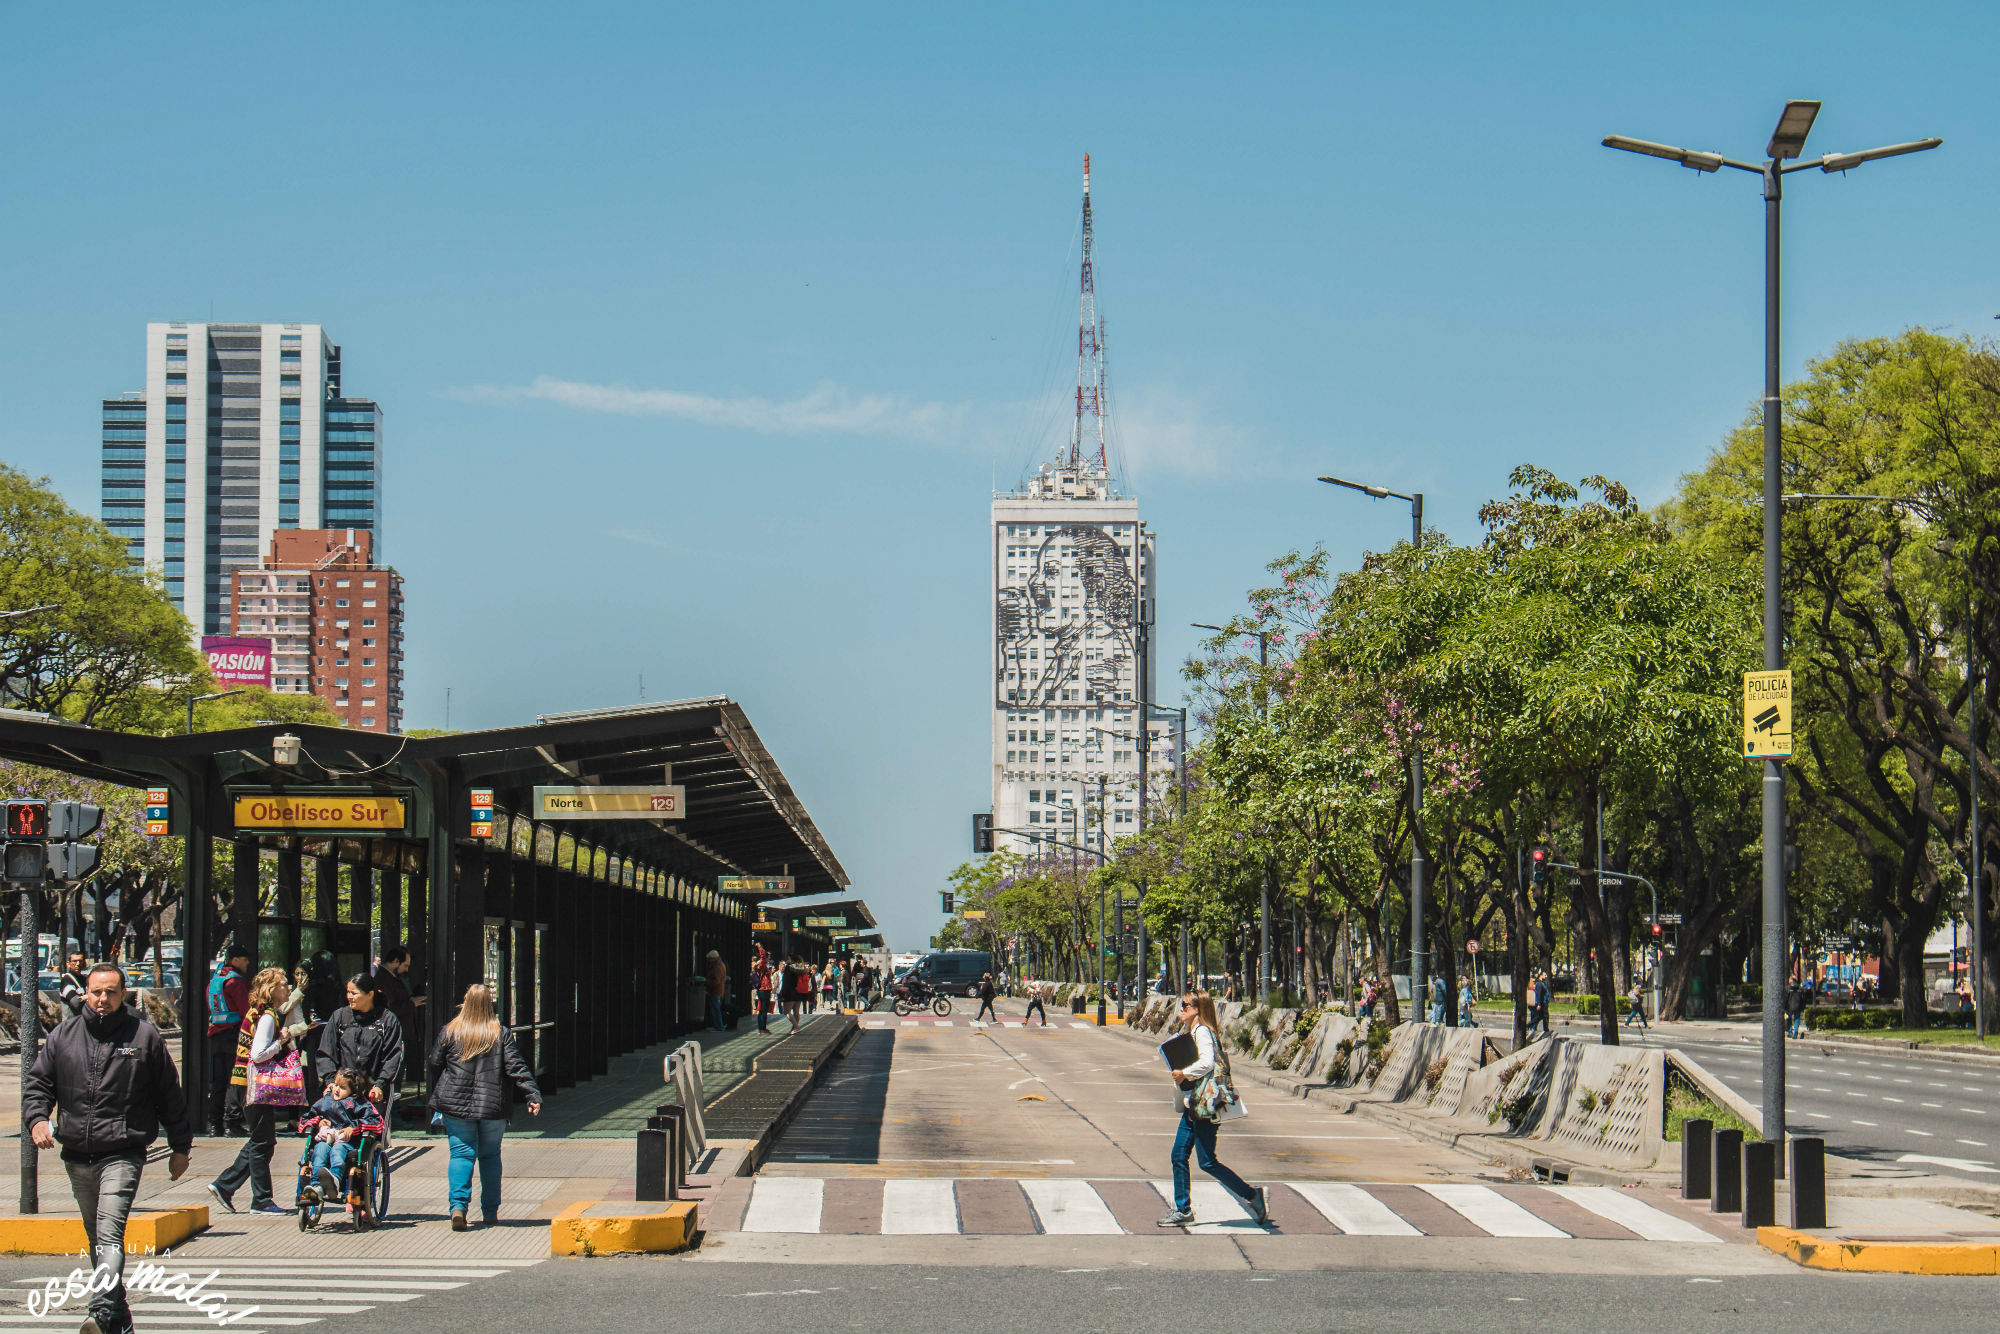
[[1649, 919, 1663, 941], [972, 812, 995, 854], [941, 891, 956, 914], [6, 800, 48, 839], [48, 802, 102, 841], [1529, 845, 1548, 886], [48, 842, 100, 881], [2, 842, 45, 882]]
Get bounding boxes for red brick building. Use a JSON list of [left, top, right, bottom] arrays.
[[229, 528, 405, 732]]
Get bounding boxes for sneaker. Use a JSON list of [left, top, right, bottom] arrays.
[[206, 1182, 237, 1214], [252, 1202, 288, 1215], [450, 1209, 468, 1232], [1156, 1208, 1194, 1228], [1247, 1187, 1269, 1226]]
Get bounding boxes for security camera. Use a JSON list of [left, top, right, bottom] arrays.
[[273, 734, 302, 766]]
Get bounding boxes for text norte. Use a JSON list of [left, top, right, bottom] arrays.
[[233, 795, 406, 831]]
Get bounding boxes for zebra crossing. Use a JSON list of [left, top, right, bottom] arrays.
[[0, 1257, 544, 1334], [713, 1177, 1726, 1243]]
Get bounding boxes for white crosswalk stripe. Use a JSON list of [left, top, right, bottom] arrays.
[[731, 1178, 1725, 1242], [0, 1258, 544, 1333]]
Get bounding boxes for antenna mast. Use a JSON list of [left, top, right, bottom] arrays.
[[1070, 153, 1106, 473]]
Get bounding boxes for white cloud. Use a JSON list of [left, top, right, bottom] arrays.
[[450, 374, 1259, 478], [450, 375, 970, 446]]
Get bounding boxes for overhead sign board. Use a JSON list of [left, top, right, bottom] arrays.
[[962, 909, 988, 921], [751, 917, 777, 932], [719, 876, 794, 895], [533, 785, 685, 820], [234, 793, 406, 833], [470, 788, 495, 839], [1743, 669, 1793, 759], [803, 916, 847, 928]]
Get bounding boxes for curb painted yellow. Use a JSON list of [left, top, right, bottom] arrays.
[[0, 1206, 208, 1255], [1758, 1226, 2000, 1275], [550, 1200, 699, 1256]]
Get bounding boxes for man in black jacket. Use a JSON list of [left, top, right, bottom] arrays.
[[23, 963, 192, 1334]]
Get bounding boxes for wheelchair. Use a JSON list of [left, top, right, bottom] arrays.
[[295, 1118, 392, 1231]]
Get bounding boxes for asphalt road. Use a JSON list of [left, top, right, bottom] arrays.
[[317, 1255, 2000, 1333], [1479, 1015, 2000, 1182]]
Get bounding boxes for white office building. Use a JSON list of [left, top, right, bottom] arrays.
[[991, 459, 1164, 859], [100, 322, 382, 637]]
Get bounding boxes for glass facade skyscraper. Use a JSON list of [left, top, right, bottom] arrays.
[[100, 322, 382, 636]]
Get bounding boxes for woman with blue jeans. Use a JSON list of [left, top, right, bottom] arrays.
[[428, 983, 542, 1231], [1158, 991, 1267, 1228]]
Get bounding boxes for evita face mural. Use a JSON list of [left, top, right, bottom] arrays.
[[996, 523, 1136, 709]]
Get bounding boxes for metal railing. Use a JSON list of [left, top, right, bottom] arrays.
[[663, 1041, 707, 1169]]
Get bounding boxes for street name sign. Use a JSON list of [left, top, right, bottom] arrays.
[[234, 793, 406, 833], [1742, 669, 1793, 759], [803, 916, 847, 928], [533, 785, 685, 820]]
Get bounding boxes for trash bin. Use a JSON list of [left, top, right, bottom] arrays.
[[1071, 992, 1087, 1015]]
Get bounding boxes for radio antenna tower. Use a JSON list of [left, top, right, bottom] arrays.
[[1069, 153, 1106, 473]]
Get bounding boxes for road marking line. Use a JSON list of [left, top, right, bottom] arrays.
[[882, 1178, 960, 1234], [1853, 1120, 1878, 1126], [1960, 1140, 1989, 1147], [1923, 1102, 1943, 1108], [1021, 1179, 1122, 1234], [1547, 1186, 1720, 1244], [742, 1176, 823, 1233], [900, 1020, 919, 1027], [1418, 1184, 1567, 1238], [1152, 1181, 1258, 1234], [1907, 1129, 1935, 1137], [1070, 1022, 1093, 1028], [1882, 1097, 1905, 1103], [1290, 1182, 1421, 1236]]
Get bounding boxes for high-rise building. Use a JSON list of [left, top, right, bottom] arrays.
[[100, 322, 382, 637], [228, 528, 405, 733], [991, 460, 1162, 858]]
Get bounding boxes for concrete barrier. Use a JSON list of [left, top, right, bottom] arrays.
[[0, 1206, 207, 1255], [550, 1200, 699, 1256]]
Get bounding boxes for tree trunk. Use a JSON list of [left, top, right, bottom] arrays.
[[1578, 778, 1621, 1046], [1897, 920, 1929, 1029]]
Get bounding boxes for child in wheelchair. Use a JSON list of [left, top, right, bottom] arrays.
[[296, 1067, 385, 1222]]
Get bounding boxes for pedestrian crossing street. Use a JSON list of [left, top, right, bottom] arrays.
[[0, 1257, 543, 1334], [714, 1178, 1727, 1243]]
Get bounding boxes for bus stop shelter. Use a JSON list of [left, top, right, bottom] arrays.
[[0, 695, 848, 1107]]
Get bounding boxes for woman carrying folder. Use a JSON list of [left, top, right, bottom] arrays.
[[1158, 990, 1267, 1228]]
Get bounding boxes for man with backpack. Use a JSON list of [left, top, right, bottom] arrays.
[[206, 947, 251, 1136], [780, 956, 812, 1035], [975, 973, 998, 1023]]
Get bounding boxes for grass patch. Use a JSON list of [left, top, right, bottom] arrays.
[[1665, 1083, 1756, 1143], [1853, 1029, 2000, 1048]]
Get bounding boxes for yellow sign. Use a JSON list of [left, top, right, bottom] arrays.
[[234, 794, 406, 832], [962, 909, 988, 920], [1743, 669, 1793, 759], [533, 785, 684, 820]]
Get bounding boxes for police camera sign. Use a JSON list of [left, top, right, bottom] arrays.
[[201, 636, 272, 689]]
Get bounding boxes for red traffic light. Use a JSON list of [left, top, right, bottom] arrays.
[[1650, 921, 1663, 938], [6, 800, 48, 838], [1529, 846, 1546, 862]]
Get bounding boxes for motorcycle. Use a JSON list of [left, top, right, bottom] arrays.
[[891, 979, 953, 1017]]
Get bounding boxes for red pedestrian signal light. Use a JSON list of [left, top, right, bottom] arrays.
[[1529, 845, 1549, 886], [6, 800, 48, 839]]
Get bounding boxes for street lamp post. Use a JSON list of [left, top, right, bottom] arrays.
[[187, 688, 245, 734], [1606, 101, 1941, 1151], [1314, 480, 1428, 1017]]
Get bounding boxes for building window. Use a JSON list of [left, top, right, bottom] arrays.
[[335, 599, 349, 607]]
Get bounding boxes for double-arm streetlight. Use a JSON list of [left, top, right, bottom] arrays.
[[1312, 479, 1431, 1016], [1606, 99, 1941, 1150]]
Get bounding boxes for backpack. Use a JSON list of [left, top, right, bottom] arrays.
[[795, 970, 813, 996], [207, 965, 243, 1029]]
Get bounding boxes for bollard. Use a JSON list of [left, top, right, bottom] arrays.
[[1710, 1128, 1743, 1214], [1789, 1137, 1827, 1229], [1740, 1140, 1775, 1228], [1682, 1119, 1713, 1201], [653, 1104, 687, 1197], [636, 1128, 670, 1202]]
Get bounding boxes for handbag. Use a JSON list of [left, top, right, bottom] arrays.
[[1190, 1037, 1247, 1123], [247, 1045, 307, 1107]]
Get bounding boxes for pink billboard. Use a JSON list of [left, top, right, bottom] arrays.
[[202, 636, 272, 689]]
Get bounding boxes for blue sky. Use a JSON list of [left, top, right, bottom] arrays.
[[4, 4, 1993, 951]]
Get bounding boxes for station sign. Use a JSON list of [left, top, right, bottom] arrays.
[[144, 788, 171, 837], [470, 788, 495, 839], [719, 876, 795, 895], [533, 785, 685, 820], [752, 917, 777, 932], [233, 792, 407, 833], [803, 915, 846, 928]]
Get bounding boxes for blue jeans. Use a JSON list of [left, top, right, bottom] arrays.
[[1170, 1112, 1254, 1213], [442, 1114, 507, 1220], [307, 1137, 355, 1192], [708, 995, 725, 1030]]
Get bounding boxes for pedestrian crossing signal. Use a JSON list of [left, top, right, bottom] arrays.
[[6, 800, 48, 839], [972, 812, 994, 853]]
